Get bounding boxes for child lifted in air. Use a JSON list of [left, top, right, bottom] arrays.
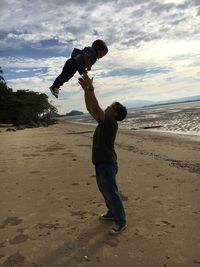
[[50, 39, 108, 98]]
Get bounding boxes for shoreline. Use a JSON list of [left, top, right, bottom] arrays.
[[1, 119, 200, 142], [0, 121, 200, 267], [58, 119, 200, 142]]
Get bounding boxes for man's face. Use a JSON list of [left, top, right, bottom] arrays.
[[105, 102, 118, 117]]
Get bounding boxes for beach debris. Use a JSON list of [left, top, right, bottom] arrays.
[[193, 259, 200, 264], [142, 125, 162, 129], [67, 130, 93, 134], [153, 185, 159, 189], [84, 255, 90, 261], [6, 128, 16, 131], [71, 182, 80, 186], [160, 220, 170, 226], [159, 220, 175, 228], [16, 125, 26, 130]]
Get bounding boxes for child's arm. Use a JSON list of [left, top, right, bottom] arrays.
[[83, 52, 91, 71]]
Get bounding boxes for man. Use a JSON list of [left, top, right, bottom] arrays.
[[79, 73, 127, 235]]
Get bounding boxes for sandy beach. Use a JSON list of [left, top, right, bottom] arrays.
[[0, 121, 200, 267]]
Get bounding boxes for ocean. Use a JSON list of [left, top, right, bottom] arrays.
[[62, 101, 200, 137]]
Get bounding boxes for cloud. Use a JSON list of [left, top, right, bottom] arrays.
[[0, 0, 200, 113]]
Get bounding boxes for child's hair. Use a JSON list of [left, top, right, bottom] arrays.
[[92, 40, 108, 54]]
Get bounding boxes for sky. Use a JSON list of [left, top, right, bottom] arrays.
[[0, 0, 200, 114]]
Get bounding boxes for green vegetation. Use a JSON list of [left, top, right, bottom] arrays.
[[0, 67, 57, 125]]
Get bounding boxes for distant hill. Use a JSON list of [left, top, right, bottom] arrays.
[[122, 95, 200, 108], [66, 110, 84, 116], [50, 110, 84, 117], [122, 99, 154, 108], [156, 95, 200, 105]]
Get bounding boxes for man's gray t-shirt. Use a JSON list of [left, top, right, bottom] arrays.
[[92, 115, 118, 165]]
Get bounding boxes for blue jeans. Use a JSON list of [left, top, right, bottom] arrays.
[[95, 161, 126, 226], [52, 58, 77, 88]]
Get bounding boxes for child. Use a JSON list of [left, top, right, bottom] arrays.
[[50, 39, 108, 98]]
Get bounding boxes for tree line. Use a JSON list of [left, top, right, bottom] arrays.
[[0, 67, 57, 125]]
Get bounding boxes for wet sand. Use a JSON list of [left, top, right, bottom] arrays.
[[0, 122, 200, 267]]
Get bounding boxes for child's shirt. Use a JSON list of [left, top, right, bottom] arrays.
[[71, 46, 97, 75]]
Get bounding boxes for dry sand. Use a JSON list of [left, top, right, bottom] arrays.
[[0, 121, 200, 267]]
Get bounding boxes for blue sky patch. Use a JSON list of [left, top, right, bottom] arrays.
[[103, 67, 172, 78], [4, 67, 49, 80], [1, 39, 71, 59]]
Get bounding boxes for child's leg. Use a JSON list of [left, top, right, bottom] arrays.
[[52, 58, 77, 89]]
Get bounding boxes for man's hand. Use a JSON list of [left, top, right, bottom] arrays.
[[78, 73, 105, 122], [78, 73, 94, 91]]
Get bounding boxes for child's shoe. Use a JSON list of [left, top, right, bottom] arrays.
[[50, 86, 59, 98]]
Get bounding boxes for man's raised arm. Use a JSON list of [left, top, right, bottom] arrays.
[[78, 73, 105, 122]]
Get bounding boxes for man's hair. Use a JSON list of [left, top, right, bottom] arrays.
[[92, 39, 108, 54], [114, 102, 127, 121]]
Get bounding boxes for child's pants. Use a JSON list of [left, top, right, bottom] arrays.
[[52, 58, 77, 88]]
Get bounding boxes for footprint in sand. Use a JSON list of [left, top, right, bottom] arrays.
[[16, 228, 26, 233], [71, 210, 88, 217], [0, 241, 6, 248], [9, 234, 29, 245], [42, 146, 65, 152], [0, 217, 22, 229], [62, 152, 72, 155], [105, 238, 119, 247], [156, 220, 176, 228], [30, 223, 62, 239], [157, 173, 164, 177], [30, 262, 43, 267], [23, 153, 40, 157], [3, 252, 25, 266]]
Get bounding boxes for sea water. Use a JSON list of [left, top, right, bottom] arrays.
[[63, 101, 200, 136]]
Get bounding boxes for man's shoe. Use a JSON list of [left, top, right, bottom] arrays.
[[50, 86, 59, 98], [109, 223, 126, 235], [99, 213, 114, 221]]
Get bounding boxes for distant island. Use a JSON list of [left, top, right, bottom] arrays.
[[122, 95, 200, 109], [66, 110, 84, 116], [144, 98, 200, 108], [50, 110, 84, 118]]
